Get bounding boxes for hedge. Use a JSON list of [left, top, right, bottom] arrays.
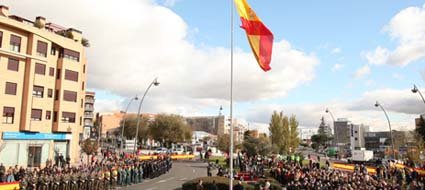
[[182, 176, 281, 190]]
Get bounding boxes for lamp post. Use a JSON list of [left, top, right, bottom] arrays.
[[120, 96, 139, 154], [325, 108, 336, 144], [374, 101, 396, 159], [133, 78, 160, 154], [412, 84, 425, 105]]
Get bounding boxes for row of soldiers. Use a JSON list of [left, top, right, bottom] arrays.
[[18, 156, 172, 190]]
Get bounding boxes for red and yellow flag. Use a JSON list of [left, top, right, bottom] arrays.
[[234, 0, 274, 72]]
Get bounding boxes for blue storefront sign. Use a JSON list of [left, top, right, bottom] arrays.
[[2, 132, 71, 140]]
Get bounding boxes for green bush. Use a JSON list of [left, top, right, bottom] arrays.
[[182, 176, 254, 190], [254, 178, 281, 190]]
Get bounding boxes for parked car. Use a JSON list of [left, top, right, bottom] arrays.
[[172, 147, 184, 155], [154, 147, 168, 154]]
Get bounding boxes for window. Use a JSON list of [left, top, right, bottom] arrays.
[[63, 90, 77, 102], [79, 116, 82, 125], [355, 131, 358, 134], [47, 89, 53, 98], [10, 35, 21, 52], [7, 58, 19, 71], [62, 49, 80, 61], [32, 86, 44, 98], [36, 41, 48, 57], [53, 111, 57, 122], [31, 109, 42, 121], [62, 112, 76, 123], [49, 67, 54, 76], [0, 31, 3, 48], [5, 82, 17, 95], [50, 46, 56, 55], [56, 69, 61, 79], [82, 81, 85, 90], [83, 64, 86, 73], [46, 111, 51, 120], [64, 69, 78, 82], [355, 137, 358, 141], [35, 63, 46, 75], [2, 107, 14, 124], [55, 90, 59, 100], [80, 99, 83, 108]]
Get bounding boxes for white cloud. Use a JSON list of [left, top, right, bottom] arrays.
[[4, 0, 318, 115], [364, 5, 425, 66], [353, 65, 371, 79], [243, 88, 421, 132], [392, 73, 404, 80], [331, 63, 344, 72], [363, 46, 389, 65], [162, 0, 181, 7], [331, 48, 341, 54]]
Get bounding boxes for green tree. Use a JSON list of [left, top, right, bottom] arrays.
[[80, 139, 99, 164], [269, 111, 284, 153], [416, 116, 425, 142], [242, 134, 272, 157], [282, 115, 290, 153], [217, 134, 230, 153], [149, 114, 192, 147], [288, 115, 300, 153], [121, 115, 150, 143]]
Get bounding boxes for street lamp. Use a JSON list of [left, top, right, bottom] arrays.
[[412, 84, 425, 105], [325, 108, 336, 123], [120, 96, 139, 154], [374, 101, 396, 159], [133, 78, 160, 154]]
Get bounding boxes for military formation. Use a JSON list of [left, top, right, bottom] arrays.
[[17, 154, 172, 190]]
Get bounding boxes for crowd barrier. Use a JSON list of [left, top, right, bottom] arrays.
[[332, 162, 425, 176], [0, 182, 19, 190], [139, 154, 195, 160]]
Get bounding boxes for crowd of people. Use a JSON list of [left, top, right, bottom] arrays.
[[0, 151, 172, 190], [270, 156, 425, 190]]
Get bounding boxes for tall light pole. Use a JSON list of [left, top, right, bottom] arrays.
[[133, 78, 160, 154], [412, 84, 425, 105], [120, 96, 139, 154], [325, 108, 336, 144], [374, 101, 396, 159]]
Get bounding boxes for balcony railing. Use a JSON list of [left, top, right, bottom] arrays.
[[85, 98, 95, 104], [84, 113, 94, 118]]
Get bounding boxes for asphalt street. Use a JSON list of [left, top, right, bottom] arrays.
[[120, 160, 207, 190]]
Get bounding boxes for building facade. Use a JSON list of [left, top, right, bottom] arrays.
[[333, 118, 352, 149], [0, 6, 87, 167], [185, 115, 226, 135], [83, 91, 94, 140], [350, 124, 369, 150]]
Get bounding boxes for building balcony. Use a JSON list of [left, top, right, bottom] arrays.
[[84, 106, 94, 111], [85, 98, 94, 104], [84, 113, 94, 118]]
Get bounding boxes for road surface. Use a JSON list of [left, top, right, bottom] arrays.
[[121, 160, 207, 190]]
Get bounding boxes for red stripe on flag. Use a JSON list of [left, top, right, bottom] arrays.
[[240, 18, 273, 36]]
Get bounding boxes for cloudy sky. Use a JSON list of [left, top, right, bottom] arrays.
[[5, 0, 425, 132]]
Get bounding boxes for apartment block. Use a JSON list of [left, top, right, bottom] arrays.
[[0, 6, 87, 167]]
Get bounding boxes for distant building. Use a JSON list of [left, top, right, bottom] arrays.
[[83, 91, 95, 140], [365, 130, 415, 159], [350, 124, 369, 150], [333, 118, 352, 150], [185, 115, 229, 135], [97, 112, 156, 137], [298, 127, 317, 141], [192, 131, 216, 145]]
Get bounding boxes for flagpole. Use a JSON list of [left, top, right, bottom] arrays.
[[229, 0, 235, 189]]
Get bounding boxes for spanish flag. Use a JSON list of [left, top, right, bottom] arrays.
[[234, 0, 274, 72]]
